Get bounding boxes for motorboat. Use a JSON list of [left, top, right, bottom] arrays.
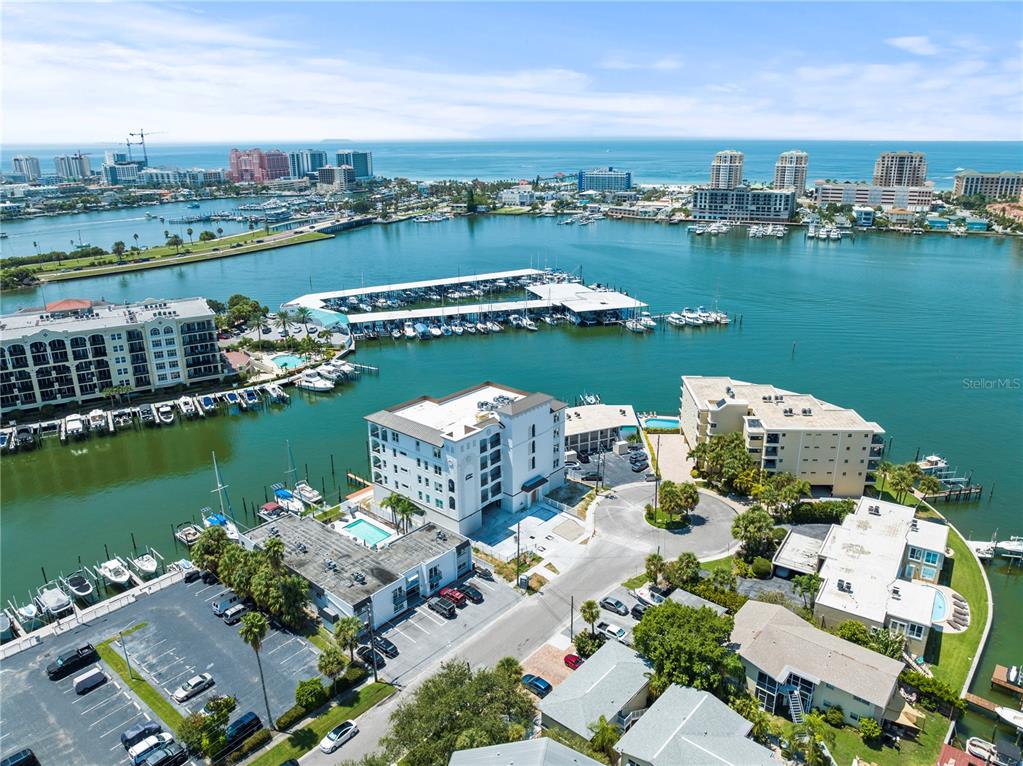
[[996, 707, 1023, 731], [440, 324, 453, 336], [62, 570, 94, 600], [133, 553, 159, 577], [97, 558, 132, 587], [508, 314, 523, 328], [967, 737, 1016, 766], [16, 602, 39, 624], [222, 390, 242, 408], [487, 321, 502, 333], [415, 322, 431, 340], [476, 321, 490, 334], [87, 409, 109, 433], [36, 582, 73, 618], [639, 312, 657, 329], [112, 409, 135, 429], [522, 317, 538, 331], [0, 611, 11, 639], [696, 306, 715, 323], [296, 370, 333, 392], [0, 429, 10, 451], [402, 321, 416, 339], [390, 327, 402, 339], [682, 308, 703, 326], [315, 363, 341, 381], [243, 388, 261, 407], [451, 323, 465, 336], [716, 312, 731, 325], [541, 314, 557, 326], [202, 511, 239, 541], [829, 229, 841, 240], [139, 406, 156, 426], [429, 325, 443, 338], [464, 322, 477, 334], [177, 396, 197, 418], [156, 403, 175, 425], [997, 537, 1023, 557], [174, 522, 203, 546], [198, 394, 219, 414], [294, 480, 323, 506], [265, 383, 289, 402], [273, 487, 305, 514], [61, 413, 87, 441], [14, 426, 36, 451], [625, 318, 648, 333], [259, 501, 287, 521], [666, 312, 686, 327]]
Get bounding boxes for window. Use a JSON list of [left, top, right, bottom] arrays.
[[480, 439, 487, 454], [434, 498, 443, 509], [908, 547, 923, 562], [529, 456, 536, 470], [448, 497, 455, 510], [163, 326, 174, 335], [529, 424, 536, 438], [480, 455, 488, 470], [554, 458, 560, 469], [448, 479, 455, 492], [433, 465, 441, 476], [150, 328, 160, 337], [529, 440, 535, 455], [923, 550, 940, 565]]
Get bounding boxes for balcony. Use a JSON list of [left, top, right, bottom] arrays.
[[766, 433, 780, 444], [872, 435, 886, 445], [765, 446, 778, 457]]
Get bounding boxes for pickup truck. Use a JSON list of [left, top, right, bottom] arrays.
[[595, 621, 628, 643]]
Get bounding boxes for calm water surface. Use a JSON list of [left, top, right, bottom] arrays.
[[1, 216, 1020, 739]]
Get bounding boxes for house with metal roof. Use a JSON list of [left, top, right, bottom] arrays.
[[538, 639, 653, 740], [449, 738, 602, 766], [615, 684, 778, 766]]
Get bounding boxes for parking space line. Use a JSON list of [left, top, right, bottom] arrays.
[[144, 638, 168, 652], [149, 647, 177, 663], [161, 666, 195, 685], [102, 712, 145, 739], [89, 699, 134, 728], [278, 647, 311, 666], [419, 609, 445, 626], [386, 626, 417, 644], [80, 693, 120, 715], [266, 636, 297, 656], [471, 580, 496, 591], [196, 584, 217, 595]]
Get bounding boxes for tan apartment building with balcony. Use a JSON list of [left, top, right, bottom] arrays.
[[679, 376, 885, 497]]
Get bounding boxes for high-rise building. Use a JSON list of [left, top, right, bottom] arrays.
[[691, 187, 796, 222], [335, 150, 373, 179], [0, 297, 223, 414], [11, 156, 41, 181], [288, 149, 329, 178], [263, 150, 290, 180], [577, 167, 632, 193], [872, 152, 927, 187], [317, 164, 356, 190], [710, 150, 744, 189], [773, 150, 808, 192], [102, 163, 140, 185], [814, 181, 933, 212], [53, 153, 91, 180], [953, 171, 1023, 201], [227, 148, 289, 182]]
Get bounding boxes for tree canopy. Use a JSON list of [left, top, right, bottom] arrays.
[[689, 432, 757, 492], [730, 505, 777, 561]]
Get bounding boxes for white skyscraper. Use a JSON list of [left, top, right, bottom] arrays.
[[53, 153, 91, 180], [12, 155, 41, 180], [773, 150, 808, 192], [710, 150, 744, 189]]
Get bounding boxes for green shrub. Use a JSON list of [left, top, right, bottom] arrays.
[[899, 669, 966, 714], [859, 717, 882, 744], [770, 527, 788, 544], [824, 705, 845, 727], [574, 631, 606, 659], [784, 499, 855, 524], [751, 557, 773, 579], [295, 677, 328, 710], [331, 664, 368, 694], [226, 728, 271, 763], [275, 703, 307, 731], [690, 582, 749, 613]]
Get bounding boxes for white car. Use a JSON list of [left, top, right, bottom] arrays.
[[319, 719, 359, 753], [172, 672, 214, 702], [128, 732, 173, 765]]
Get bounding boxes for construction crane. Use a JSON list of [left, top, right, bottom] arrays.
[[126, 129, 165, 166]]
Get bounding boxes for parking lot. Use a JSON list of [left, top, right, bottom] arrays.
[[567, 445, 653, 488], [370, 572, 522, 684], [0, 636, 199, 766], [122, 575, 321, 721]]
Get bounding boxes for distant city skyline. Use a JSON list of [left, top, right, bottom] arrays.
[[3, 2, 1020, 144]]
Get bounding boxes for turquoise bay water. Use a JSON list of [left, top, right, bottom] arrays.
[[1, 215, 1020, 741]]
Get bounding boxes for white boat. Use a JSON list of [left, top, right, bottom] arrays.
[[133, 553, 159, 577], [715, 312, 731, 325], [997, 537, 1023, 557], [429, 325, 443, 338], [273, 487, 305, 514], [296, 370, 333, 392], [174, 522, 203, 546], [625, 318, 648, 333], [390, 327, 401, 339], [487, 321, 502, 332], [36, 582, 73, 618], [265, 383, 289, 402], [829, 229, 841, 240], [996, 706, 1023, 731], [402, 321, 416, 339], [639, 312, 657, 329], [16, 602, 39, 623], [202, 511, 239, 541], [294, 480, 323, 506], [666, 312, 686, 327], [61, 413, 86, 441], [464, 322, 477, 334], [451, 323, 464, 336], [522, 317, 538, 331], [476, 321, 489, 334], [62, 570, 94, 600], [315, 363, 341, 381], [112, 408, 136, 429], [682, 308, 703, 326], [177, 396, 197, 418], [97, 559, 132, 587], [696, 306, 714, 322], [87, 409, 108, 432], [156, 403, 176, 425], [508, 314, 523, 328], [967, 737, 1016, 766]]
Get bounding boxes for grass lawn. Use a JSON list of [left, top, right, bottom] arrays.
[[644, 506, 688, 530], [247, 683, 395, 766], [305, 625, 334, 652], [621, 555, 734, 590], [96, 623, 184, 733], [775, 711, 950, 766]]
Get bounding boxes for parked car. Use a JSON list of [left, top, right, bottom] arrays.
[[564, 654, 584, 670], [128, 733, 173, 766], [222, 603, 248, 625], [142, 742, 188, 766], [224, 712, 263, 748], [46, 643, 98, 680], [0, 750, 38, 766], [473, 564, 494, 580], [318, 720, 359, 753], [460, 584, 484, 604], [372, 635, 399, 658], [172, 672, 214, 702], [356, 645, 386, 669], [580, 471, 601, 482], [521, 674, 553, 698], [595, 621, 628, 643], [121, 721, 163, 750], [183, 568, 202, 583], [578, 452, 591, 464], [201, 570, 218, 585], [428, 596, 457, 618], [631, 461, 649, 473], [600, 596, 629, 616], [564, 460, 580, 470], [438, 586, 467, 607], [629, 451, 647, 462], [73, 668, 107, 694], [631, 603, 649, 621], [644, 472, 657, 482]]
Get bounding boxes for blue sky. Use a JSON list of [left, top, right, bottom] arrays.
[[3, 2, 1021, 142]]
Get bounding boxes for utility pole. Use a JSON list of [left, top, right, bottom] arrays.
[[570, 595, 574, 640], [366, 601, 378, 683], [120, 628, 135, 680], [515, 521, 522, 583]]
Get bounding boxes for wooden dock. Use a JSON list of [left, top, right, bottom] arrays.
[[922, 484, 983, 502], [965, 692, 999, 714], [993, 665, 1023, 697]]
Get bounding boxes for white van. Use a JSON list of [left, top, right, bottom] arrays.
[[72, 667, 106, 694], [211, 590, 241, 616]]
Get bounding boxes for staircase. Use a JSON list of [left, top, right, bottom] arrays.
[[787, 688, 806, 724]]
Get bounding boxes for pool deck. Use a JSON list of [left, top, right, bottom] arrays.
[[334, 512, 399, 549]]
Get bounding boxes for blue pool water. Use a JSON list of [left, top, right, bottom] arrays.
[[620, 425, 638, 437], [644, 416, 680, 430], [272, 354, 307, 370], [931, 588, 948, 622], [344, 518, 392, 547]]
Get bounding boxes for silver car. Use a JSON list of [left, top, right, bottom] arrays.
[[319, 719, 359, 753], [172, 672, 214, 702]]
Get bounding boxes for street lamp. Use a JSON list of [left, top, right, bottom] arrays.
[[119, 627, 136, 680]]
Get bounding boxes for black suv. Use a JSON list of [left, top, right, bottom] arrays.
[[356, 645, 387, 669], [372, 635, 399, 658], [143, 742, 188, 766], [46, 644, 98, 680]]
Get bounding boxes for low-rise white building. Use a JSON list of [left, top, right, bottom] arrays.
[[564, 403, 638, 454], [815, 181, 934, 212], [499, 186, 535, 206], [367, 383, 566, 535]]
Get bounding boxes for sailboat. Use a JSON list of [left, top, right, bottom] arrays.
[[204, 453, 240, 540]]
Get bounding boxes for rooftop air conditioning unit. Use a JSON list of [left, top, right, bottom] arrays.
[[837, 579, 846, 591]]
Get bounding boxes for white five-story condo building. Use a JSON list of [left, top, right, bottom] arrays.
[[366, 382, 566, 535]]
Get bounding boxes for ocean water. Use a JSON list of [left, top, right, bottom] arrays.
[[4, 139, 1021, 188]]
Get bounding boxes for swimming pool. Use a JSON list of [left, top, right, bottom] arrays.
[[343, 518, 393, 547], [930, 588, 948, 622], [644, 416, 680, 430], [272, 353, 307, 370]]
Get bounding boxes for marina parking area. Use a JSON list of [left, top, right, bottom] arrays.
[[370, 572, 521, 684], [568, 446, 653, 488]]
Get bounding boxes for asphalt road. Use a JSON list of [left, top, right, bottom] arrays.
[[303, 482, 741, 764]]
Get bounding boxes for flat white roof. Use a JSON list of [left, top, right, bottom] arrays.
[[772, 530, 824, 575], [886, 580, 936, 626], [284, 269, 543, 309], [344, 300, 553, 325], [565, 404, 638, 437], [527, 282, 647, 312], [395, 383, 523, 437]]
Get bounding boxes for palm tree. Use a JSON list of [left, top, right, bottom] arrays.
[[132, 232, 139, 250], [495, 656, 523, 684], [580, 599, 599, 635], [644, 552, 665, 587], [317, 643, 350, 697], [588, 715, 621, 759], [918, 474, 943, 501], [186, 227, 194, 245], [273, 310, 292, 337], [263, 536, 285, 571], [380, 493, 417, 533], [216, 227, 224, 237], [238, 612, 275, 731], [294, 306, 312, 336], [875, 460, 894, 492], [333, 615, 363, 662], [792, 712, 834, 766], [249, 306, 265, 341]]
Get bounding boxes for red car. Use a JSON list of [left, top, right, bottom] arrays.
[[438, 586, 467, 607], [564, 654, 583, 670]]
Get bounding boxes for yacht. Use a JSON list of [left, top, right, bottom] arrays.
[[139, 406, 156, 427], [202, 511, 240, 541], [174, 522, 203, 547], [995, 706, 1023, 732], [61, 413, 87, 442], [829, 229, 841, 241], [133, 553, 159, 578], [967, 738, 1015, 766], [682, 308, 703, 326], [293, 480, 323, 506], [296, 370, 333, 392], [997, 537, 1023, 557], [273, 487, 305, 514], [625, 318, 648, 333], [97, 558, 132, 587], [715, 312, 731, 325], [112, 408, 135, 429], [522, 317, 538, 331], [222, 390, 243, 408], [62, 570, 95, 601], [315, 363, 341, 381], [177, 396, 197, 418], [476, 321, 490, 334], [156, 403, 176, 425], [697, 306, 715, 323], [198, 394, 219, 414], [36, 582, 74, 619], [403, 321, 416, 339], [243, 388, 261, 407], [87, 409, 109, 433], [639, 312, 657, 329], [666, 312, 686, 327]]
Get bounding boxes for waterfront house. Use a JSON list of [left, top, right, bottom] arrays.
[[853, 205, 876, 227], [449, 738, 602, 766], [564, 403, 639, 455]]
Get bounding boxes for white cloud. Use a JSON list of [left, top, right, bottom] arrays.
[[598, 55, 683, 72], [886, 36, 940, 56]]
